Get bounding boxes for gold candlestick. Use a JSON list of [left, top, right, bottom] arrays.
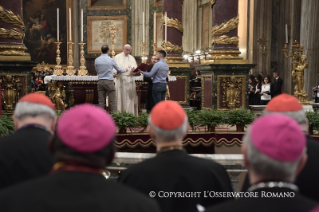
[[78, 42, 88, 76], [152, 42, 157, 55], [282, 40, 309, 105], [66, 42, 75, 76], [141, 42, 147, 63], [54, 41, 63, 76]]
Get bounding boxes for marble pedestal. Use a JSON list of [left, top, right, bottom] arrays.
[[195, 64, 256, 110], [0, 61, 37, 114]]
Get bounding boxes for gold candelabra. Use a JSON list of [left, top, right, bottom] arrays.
[[141, 42, 147, 63], [78, 42, 88, 76], [54, 41, 63, 76], [152, 42, 157, 55], [66, 42, 75, 76], [106, 20, 120, 58], [282, 40, 309, 105]]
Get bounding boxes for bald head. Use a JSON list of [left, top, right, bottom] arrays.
[[123, 44, 132, 56]]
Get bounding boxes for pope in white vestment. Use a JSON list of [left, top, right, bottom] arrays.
[[113, 44, 138, 115]]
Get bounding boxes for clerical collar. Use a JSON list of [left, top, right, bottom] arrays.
[[17, 124, 51, 134], [51, 162, 104, 175], [247, 181, 299, 192], [157, 146, 185, 154]]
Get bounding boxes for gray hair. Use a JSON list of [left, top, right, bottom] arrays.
[[123, 44, 131, 48], [243, 128, 304, 182], [14, 101, 56, 120], [148, 116, 188, 143], [263, 110, 306, 125]]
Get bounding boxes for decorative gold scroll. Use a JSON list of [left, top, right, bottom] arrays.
[[161, 40, 183, 53], [0, 28, 24, 40], [211, 15, 239, 37], [211, 35, 239, 45], [0, 44, 29, 56], [163, 15, 183, 33], [210, 0, 216, 6], [0, 6, 24, 29]]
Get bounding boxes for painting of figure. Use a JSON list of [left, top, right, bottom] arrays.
[[23, 0, 67, 64]]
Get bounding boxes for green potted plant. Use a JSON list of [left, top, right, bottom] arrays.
[[111, 111, 137, 134], [137, 112, 149, 132], [306, 111, 319, 135], [225, 108, 255, 132], [198, 109, 224, 132], [0, 115, 15, 136], [186, 109, 199, 131]]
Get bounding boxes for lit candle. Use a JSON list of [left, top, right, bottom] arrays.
[[153, 12, 156, 43], [142, 12, 145, 43], [285, 24, 288, 43], [69, 8, 71, 41], [81, 9, 83, 42], [165, 11, 167, 42], [57, 8, 59, 41]]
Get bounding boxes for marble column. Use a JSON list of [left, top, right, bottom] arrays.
[[211, 0, 242, 60], [131, 0, 150, 57], [275, 0, 301, 95], [300, 0, 319, 101], [182, 0, 198, 52], [248, 0, 272, 74], [163, 0, 183, 63], [0, 0, 30, 60]]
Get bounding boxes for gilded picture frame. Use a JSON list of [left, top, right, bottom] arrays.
[[87, 16, 127, 54], [87, 0, 127, 11]]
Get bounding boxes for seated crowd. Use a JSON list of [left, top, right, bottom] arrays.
[[0, 93, 318, 212]]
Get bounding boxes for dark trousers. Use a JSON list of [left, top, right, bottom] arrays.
[[261, 100, 270, 105], [152, 83, 167, 104], [97, 79, 116, 112]]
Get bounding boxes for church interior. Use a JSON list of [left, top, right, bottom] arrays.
[[0, 0, 319, 210]]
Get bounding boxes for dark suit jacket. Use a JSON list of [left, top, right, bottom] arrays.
[[118, 150, 233, 212], [271, 77, 283, 97], [206, 187, 317, 212], [0, 171, 161, 212], [0, 127, 54, 190], [144, 64, 155, 112], [241, 135, 319, 202]]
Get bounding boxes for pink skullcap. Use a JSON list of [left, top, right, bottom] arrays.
[[57, 104, 116, 153], [250, 114, 306, 162], [150, 100, 186, 130], [266, 93, 302, 112]]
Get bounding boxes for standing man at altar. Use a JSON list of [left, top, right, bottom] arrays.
[[95, 45, 127, 113], [140, 50, 169, 104], [114, 44, 138, 115]]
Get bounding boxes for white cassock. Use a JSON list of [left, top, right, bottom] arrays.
[[113, 52, 138, 115]]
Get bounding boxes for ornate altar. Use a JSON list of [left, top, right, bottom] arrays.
[[45, 75, 177, 111]]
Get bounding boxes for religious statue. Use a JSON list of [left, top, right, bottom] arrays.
[[292, 54, 309, 105], [50, 81, 67, 110], [222, 76, 241, 109], [0, 75, 22, 112]]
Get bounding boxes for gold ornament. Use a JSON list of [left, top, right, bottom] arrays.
[[211, 35, 239, 45], [0, 28, 24, 40], [163, 15, 183, 33], [161, 40, 183, 53], [211, 15, 239, 37], [0, 6, 24, 29]]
